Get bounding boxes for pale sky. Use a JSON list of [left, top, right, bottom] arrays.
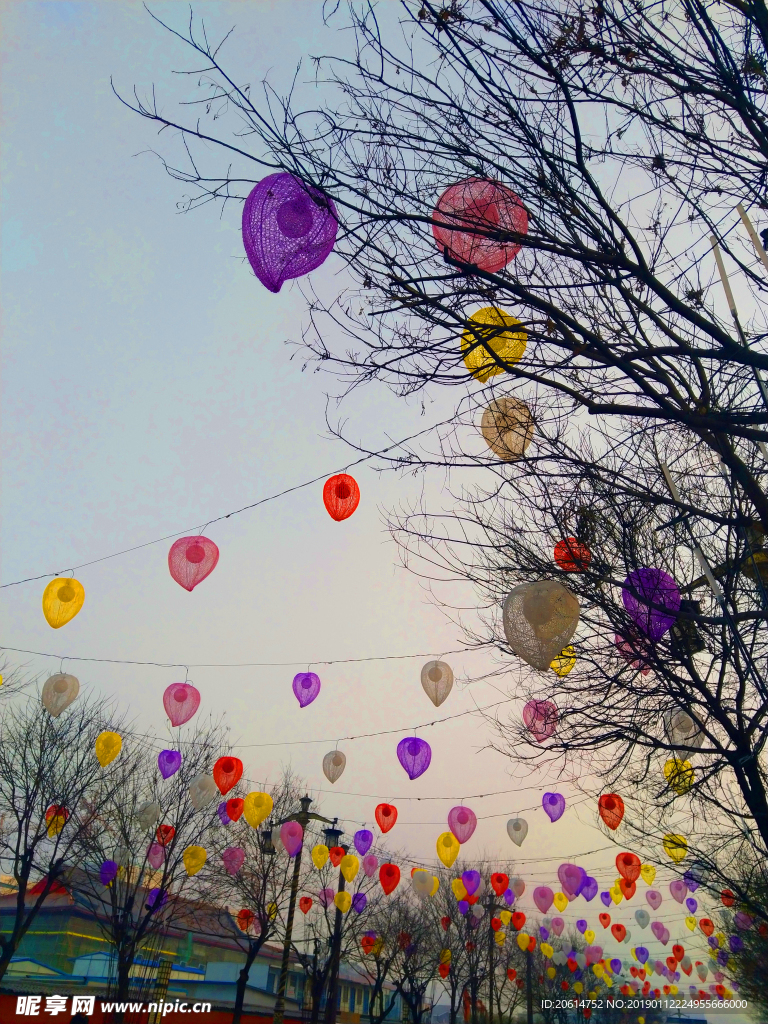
[[0, 1, 736, 1006]]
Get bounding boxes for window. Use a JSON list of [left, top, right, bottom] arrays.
[[267, 968, 279, 994], [363, 990, 370, 1015], [349, 987, 356, 1011]]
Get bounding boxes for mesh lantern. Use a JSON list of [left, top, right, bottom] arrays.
[[480, 397, 534, 460], [323, 474, 360, 521], [503, 580, 580, 670], [242, 173, 338, 293], [462, 307, 527, 382], [432, 178, 528, 272], [168, 536, 219, 592], [622, 568, 681, 642], [507, 817, 528, 847], [397, 737, 431, 780], [42, 577, 85, 629], [664, 758, 695, 796], [95, 731, 122, 767], [183, 845, 207, 876], [163, 683, 201, 727], [664, 709, 704, 751], [554, 538, 592, 573], [189, 774, 218, 811], [41, 673, 80, 718], [136, 801, 161, 831], [550, 646, 576, 678], [447, 806, 477, 844], [322, 749, 346, 784], [420, 661, 454, 707], [243, 792, 273, 829], [293, 672, 321, 708], [213, 756, 244, 795], [45, 805, 69, 837]]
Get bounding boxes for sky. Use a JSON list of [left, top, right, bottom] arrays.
[[0, 1, 739, 1006]]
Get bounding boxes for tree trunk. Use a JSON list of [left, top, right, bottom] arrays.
[[232, 943, 258, 1024]]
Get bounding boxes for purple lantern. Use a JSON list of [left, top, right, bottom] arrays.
[[217, 802, 232, 826], [585, 945, 602, 966], [448, 806, 477, 844], [610, 958, 621, 974], [729, 934, 744, 952], [542, 792, 566, 822], [651, 921, 664, 941], [669, 879, 688, 904], [686, 897, 698, 914], [557, 863, 586, 898], [734, 911, 753, 930], [539, 926, 549, 941], [100, 860, 119, 886], [622, 567, 681, 642], [462, 870, 481, 896], [354, 829, 373, 856], [646, 890, 662, 910], [222, 847, 245, 875], [363, 854, 378, 877], [397, 737, 432, 780], [292, 672, 321, 708], [576, 919, 588, 934], [600, 891, 611, 907], [318, 887, 335, 908], [467, 914, 480, 931], [683, 869, 700, 892], [635, 946, 649, 964], [533, 886, 554, 914], [503, 889, 515, 906], [147, 843, 165, 870], [581, 876, 598, 901], [158, 749, 182, 780], [458, 900, 469, 915], [708, 935, 719, 949], [242, 173, 338, 293], [352, 892, 368, 913], [147, 888, 167, 910]]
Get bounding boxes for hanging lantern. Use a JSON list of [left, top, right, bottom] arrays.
[[163, 683, 201, 727], [461, 307, 527, 382], [45, 805, 68, 837], [213, 756, 243, 795], [242, 173, 338, 293], [354, 829, 373, 856], [323, 474, 360, 522], [412, 869, 433, 897], [615, 634, 650, 675], [280, 821, 304, 858], [334, 891, 352, 913], [396, 737, 432, 780], [420, 661, 454, 707], [137, 801, 161, 831], [554, 538, 592, 573], [436, 832, 460, 867], [41, 674, 80, 718], [550, 647, 576, 677], [431, 178, 528, 272], [506, 818, 528, 846], [42, 577, 85, 629], [447, 806, 477, 844], [292, 672, 321, 708], [222, 847, 245, 875], [189, 774, 218, 811], [558, 863, 587, 897], [148, 842, 166, 869], [534, 887, 555, 914], [340, 854, 359, 883], [664, 758, 695, 795], [379, 863, 401, 895], [99, 860, 119, 886], [168, 536, 219, 592], [622, 568, 681, 642], [237, 908, 256, 933], [363, 854, 378, 877], [299, 897, 313, 914], [375, 803, 397, 832], [322, 750, 346, 784], [616, 853, 641, 883], [542, 792, 566, 822], [480, 397, 534, 460], [597, 793, 624, 830], [183, 845, 207, 876], [218, 799, 233, 825], [156, 824, 176, 847], [522, 699, 558, 742], [663, 833, 688, 863], [503, 580, 580, 670], [664, 709, 704, 751], [94, 732, 122, 767], [243, 792, 273, 829], [158, 750, 182, 780]]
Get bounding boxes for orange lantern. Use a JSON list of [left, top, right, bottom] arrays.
[[323, 474, 360, 521]]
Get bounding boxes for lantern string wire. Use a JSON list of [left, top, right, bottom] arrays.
[[0, 414, 459, 590]]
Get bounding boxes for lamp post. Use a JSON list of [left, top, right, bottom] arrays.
[[322, 823, 347, 1024], [273, 796, 334, 1024]]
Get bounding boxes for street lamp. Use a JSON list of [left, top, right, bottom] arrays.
[[322, 823, 347, 1024], [273, 796, 334, 1024]]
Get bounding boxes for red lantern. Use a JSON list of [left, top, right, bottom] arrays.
[[431, 178, 528, 272], [699, 918, 714, 936], [375, 803, 398, 833], [168, 536, 219, 592], [329, 846, 345, 867], [611, 923, 626, 942], [554, 538, 592, 572], [361, 936, 375, 955], [511, 911, 526, 931], [226, 798, 244, 822], [491, 918, 502, 932], [616, 851, 641, 882], [438, 963, 450, 979], [515, 980, 524, 990], [237, 908, 255, 932], [398, 931, 412, 950], [619, 878, 636, 900], [156, 824, 175, 847], [441, 916, 451, 931], [583, 1010, 592, 1021], [561, 980, 569, 991], [599, 913, 611, 928], [506, 969, 516, 982], [491, 872, 509, 896], [299, 897, 313, 914], [527, 937, 536, 952], [721, 889, 735, 906], [379, 863, 400, 895], [213, 756, 243, 795], [323, 474, 360, 522], [598, 793, 625, 830], [465, 942, 475, 952]]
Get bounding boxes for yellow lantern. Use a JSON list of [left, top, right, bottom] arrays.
[[573, 982, 583, 995], [610, 884, 623, 905], [183, 845, 207, 876], [553, 892, 568, 912], [42, 577, 85, 629], [541, 942, 553, 958], [334, 891, 352, 913], [499, 910, 512, 926], [430, 876, 439, 896], [516, 932, 530, 951], [494, 930, 506, 946], [664, 758, 694, 795], [592, 964, 604, 977], [437, 831, 460, 868], [546, 966, 556, 980], [311, 844, 329, 870], [584, 929, 595, 944], [451, 878, 467, 901], [340, 854, 359, 883], [461, 306, 527, 381], [550, 646, 576, 678], [440, 949, 452, 965], [685, 915, 696, 931], [372, 937, 384, 957], [94, 731, 122, 767], [663, 833, 688, 863], [267, 902, 278, 921], [243, 792, 273, 829], [640, 864, 656, 886]]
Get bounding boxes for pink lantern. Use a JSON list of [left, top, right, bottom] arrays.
[[431, 178, 528, 272], [523, 700, 558, 742], [533, 886, 554, 914], [669, 879, 688, 904], [168, 536, 219, 592], [363, 854, 378, 877], [163, 683, 201, 727], [280, 821, 304, 858], [147, 843, 165, 869], [448, 806, 477, 844], [222, 847, 245, 875], [318, 887, 335, 908], [550, 917, 564, 936]]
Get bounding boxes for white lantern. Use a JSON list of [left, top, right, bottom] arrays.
[[634, 909, 649, 929], [420, 661, 454, 707], [189, 774, 217, 811], [411, 870, 433, 897], [480, 398, 534, 461], [41, 674, 80, 718], [503, 580, 579, 670], [322, 750, 346, 784], [506, 817, 528, 847], [136, 801, 161, 831]]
